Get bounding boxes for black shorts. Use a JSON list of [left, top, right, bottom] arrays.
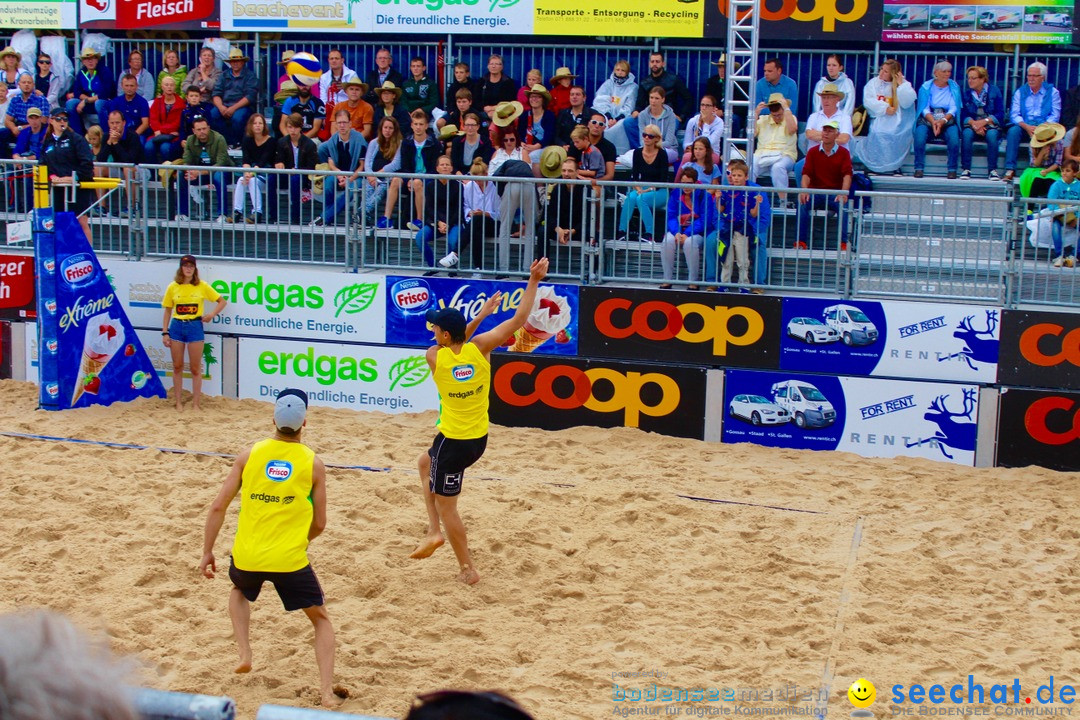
[[228, 560, 324, 612], [428, 432, 488, 497]]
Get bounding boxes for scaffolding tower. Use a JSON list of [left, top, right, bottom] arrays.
[[722, 0, 761, 164]]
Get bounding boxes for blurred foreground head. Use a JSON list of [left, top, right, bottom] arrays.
[[404, 689, 536, 720], [0, 609, 137, 720]]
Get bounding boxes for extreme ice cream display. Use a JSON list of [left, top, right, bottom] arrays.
[[71, 313, 125, 404], [509, 286, 572, 353]]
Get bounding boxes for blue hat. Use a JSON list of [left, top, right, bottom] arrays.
[[425, 307, 467, 336], [274, 388, 308, 432]]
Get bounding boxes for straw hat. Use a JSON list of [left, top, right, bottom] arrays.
[[851, 106, 867, 136], [766, 92, 788, 107], [524, 84, 552, 105], [274, 80, 298, 104], [548, 66, 577, 84], [0, 46, 21, 62], [539, 145, 568, 178], [1030, 122, 1066, 148], [277, 50, 295, 65], [491, 100, 524, 127], [711, 54, 726, 66], [374, 81, 402, 100], [227, 48, 249, 62], [439, 124, 463, 141], [816, 82, 845, 100], [79, 47, 101, 60], [343, 77, 368, 94]]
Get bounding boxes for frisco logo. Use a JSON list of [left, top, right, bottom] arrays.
[[45, 383, 58, 398], [46, 340, 58, 353], [390, 279, 433, 313], [452, 364, 475, 381], [45, 299, 57, 313], [60, 253, 95, 287], [265, 460, 293, 482], [43, 260, 56, 273]]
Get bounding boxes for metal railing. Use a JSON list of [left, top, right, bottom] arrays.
[[1012, 194, 1080, 307]]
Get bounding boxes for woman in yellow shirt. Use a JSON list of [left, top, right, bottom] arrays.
[[162, 255, 227, 411]]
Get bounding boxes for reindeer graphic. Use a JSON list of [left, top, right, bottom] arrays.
[[938, 310, 999, 371], [905, 389, 978, 460]]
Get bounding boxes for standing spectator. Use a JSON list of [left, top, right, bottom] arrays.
[[811, 55, 856, 116], [340, 78, 373, 140], [752, 94, 797, 194], [960, 65, 1004, 180], [617, 123, 669, 243], [403, 57, 438, 118], [594, 60, 637, 128], [5, 73, 51, 142], [446, 62, 480, 106], [709, 158, 772, 291], [175, 115, 231, 223], [384, 109, 442, 229], [212, 48, 258, 149], [1019, 122, 1065, 198], [108, 74, 150, 137], [454, 157, 501, 272], [182, 47, 222, 105], [854, 58, 916, 176], [146, 76, 185, 163], [447, 112, 493, 175], [274, 112, 318, 224], [42, 109, 96, 243], [631, 86, 678, 154], [634, 52, 692, 122], [156, 48, 187, 97], [65, 47, 115, 135], [280, 81, 325, 140], [230, 113, 275, 224], [682, 95, 724, 163], [1048, 158, 1079, 267], [549, 67, 577, 114], [797, 120, 852, 250], [515, 69, 542, 108], [1004, 62, 1061, 183], [371, 81, 411, 136], [555, 86, 589, 147], [913, 60, 961, 179], [478, 54, 517, 115], [414, 154, 463, 269], [755, 58, 798, 116], [97, 109, 143, 215], [179, 86, 213, 149], [34, 53, 61, 111], [362, 48, 404, 106], [319, 48, 357, 106], [312, 108, 368, 227], [0, 47, 29, 88], [440, 88, 488, 133], [519, 84, 556, 175], [661, 165, 708, 289], [569, 109, 616, 181], [125, 49, 155, 103]]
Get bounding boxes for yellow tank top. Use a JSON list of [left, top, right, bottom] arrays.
[[433, 343, 490, 440], [231, 438, 315, 573]]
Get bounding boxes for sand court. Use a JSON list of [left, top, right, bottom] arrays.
[[0, 379, 1077, 719]]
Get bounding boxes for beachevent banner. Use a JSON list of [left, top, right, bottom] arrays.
[[0, 0, 76, 28], [236, 336, 439, 413], [997, 309, 1080, 391], [779, 298, 999, 384], [385, 275, 579, 356], [0, 253, 36, 320], [881, 0, 1076, 43], [99, 259, 385, 344], [33, 210, 165, 410], [722, 369, 980, 465], [79, 0, 220, 30], [222, 0, 363, 30], [703, 0, 882, 40]]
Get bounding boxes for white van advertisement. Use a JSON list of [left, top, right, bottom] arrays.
[[100, 260, 385, 344], [723, 369, 980, 466], [237, 337, 438, 413], [780, 298, 999, 383]]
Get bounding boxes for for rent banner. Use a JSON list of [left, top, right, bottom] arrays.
[[997, 309, 1080, 391], [881, 0, 1076, 43], [996, 388, 1080, 471]]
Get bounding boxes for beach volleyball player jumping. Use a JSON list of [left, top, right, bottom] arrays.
[[410, 258, 549, 585]]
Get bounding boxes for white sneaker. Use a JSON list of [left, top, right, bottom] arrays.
[[215, 215, 228, 225], [439, 251, 459, 268], [174, 214, 189, 222], [1053, 255, 1064, 268]]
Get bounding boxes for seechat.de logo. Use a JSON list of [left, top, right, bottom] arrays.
[[593, 297, 765, 356], [453, 364, 475, 382], [390, 279, 433, 314], [1019, 323, 1080, 368], [60, 253, 96, 288], [494, 360, 680, 427], [1024, 396, 1080, 446], [265, 460, 293, 482]]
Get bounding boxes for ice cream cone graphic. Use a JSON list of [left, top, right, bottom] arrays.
[[71, 313, 125, 405], [509, 287, 572, 353]]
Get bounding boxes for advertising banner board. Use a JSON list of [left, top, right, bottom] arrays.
[[80, 0, 220, 29], [0, 253, 35, 320], [996, 387, 1080, 471], [997, 309, 1080, 391], [881, 0, 1076, 43]]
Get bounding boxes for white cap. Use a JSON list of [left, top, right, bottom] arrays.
[[274, 388, 308, 432]]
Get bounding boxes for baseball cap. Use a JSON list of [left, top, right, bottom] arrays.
[[425, 307, 467, 336], [26, 107, 42, 118], [50, 108, 68, 119], [179, 254, 197, 267], [275, 388, 308, 432], [822, 119, 841, 130]]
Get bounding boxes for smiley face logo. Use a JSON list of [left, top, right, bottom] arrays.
[[848, 678, 876, 709]]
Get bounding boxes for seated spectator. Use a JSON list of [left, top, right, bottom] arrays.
[[1005, 62, 1062, 182], [493, 135, 538, 271], [179, 86, 212, 149], [271, 81, 296, 139], [320, 48, 357, 106], [1063, 81, 1080, 130], [519, 85, 556, 175], [403, 57, 438, 118], [109, 74, 150, 138], [274, 112, 318, 224], [704, 55, 726, 115], [1048, 158, 1079, 267], [280, 80, 325, 141], [97, 109, 143, 214], [1020, 122, 1065, 198], [797, 120, 852, 250], [555, 86, 589, 147], [439, 88, 489, 133], [516, 69, 542, 108], [365, 116, 403, 223], [811, 55, 856, 116], [755, 58, 798, 116], [707, 158, 771, 291], [414, 154, 462, 269], [490, 124, 523, 175], [452, 156, 501, 271], [35, 53, 61, 111], [275, 50, 296, 93], [635, 52, 692, 123], [157, 48, 187, 98], [683, 95, 723, 164], [1065, 117, 1080, 166], [479, 54, 517, 115], [383, 109, 442, 229], [795, 83, 852, 181], [541, 152, 589, 260], [371, 81, 411, 137], [617, 123, 670, 242], [64, 47, 115, 135], [125, 49, 155, 103], [549, 67, 576, 114], [11, 106, 46, 209], [447, 112, 493, 175], [0, 47, 29, 88], [630, 86, 678, 154], [230, 112, 275, 224], [4, 73, 51, 150], [174, 116, 231, 222], [661, 165, 708, 289], [312, 108, 368, 227], [85, 123, 103, 157], [568, 126, 604, 179], [362, 47, 404, 106], [914, 61, 961, 179], [594, 60, 637, 129], [212, 48, 258, 149], [446, 62, 480, 109], [960, 65, 1004, 180], [854, 59, 916, 175], [146, 76, 185, 163], [752, 94, 797, 194], [182, 47, 221, 106], [686, 137, 722, 184], [569, 110, 616, 181], [340, 78, 374, 140]]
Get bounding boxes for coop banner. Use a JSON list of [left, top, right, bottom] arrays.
[[997, 309, 1080, 391], [722, 369, 979, 465], [881, 0, 1076, 43], [385, 275, 579, 356], [237, 337, 439, 413], [703, 0, 882, 40], [996, 387, 1080, 471], [79, 0, 220, 29], [0, 253, 36, 320], [779, 298, 999, 383], [100, 260, 386, 344]]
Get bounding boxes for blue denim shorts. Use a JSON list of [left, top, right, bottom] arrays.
[[169, 318, 205, 343]]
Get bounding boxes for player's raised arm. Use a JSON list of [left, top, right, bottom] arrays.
[[472, 259, 549, 355]]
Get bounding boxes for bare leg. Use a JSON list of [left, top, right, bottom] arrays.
[[410, 450, 444, 558], [228, 587, 252, 673], [188, 340, 204, 410], [78, 215, 93, 247], [384, 177, 402, 220], [169, 339, 185, 411], [434, 494, 478, 584], [301, 604, 340, 708], [411, 179, 425, 223]]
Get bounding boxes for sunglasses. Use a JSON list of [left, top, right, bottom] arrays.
[[38, 60, 51, 65], [642, 133, 659, 140], [589, 119, 605, 126], [503, 138, 517, 143]]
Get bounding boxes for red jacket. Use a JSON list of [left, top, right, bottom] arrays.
[[149, 95, 187, 136], [550, 84, 572, 114]]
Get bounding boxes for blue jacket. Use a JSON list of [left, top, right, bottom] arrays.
[[960, 83, 1005, 129], [915, 79, 962, 128], [318, 131, 368, 172], [518, 110, 557, 148], [13, 125, 46, 159], [666, 186, 710, 236], [71, 65, 116, 102], [715, 180, 772, 238]]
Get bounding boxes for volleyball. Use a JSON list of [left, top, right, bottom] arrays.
[[286, 52, 321, 87]]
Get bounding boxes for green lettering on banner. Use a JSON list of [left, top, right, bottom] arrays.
[[210, 276, 324, 313], [256, 348, 379, 387]]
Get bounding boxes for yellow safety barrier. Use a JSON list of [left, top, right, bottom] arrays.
[[79, 178, 124, 190], [33, 165, 49, 209]]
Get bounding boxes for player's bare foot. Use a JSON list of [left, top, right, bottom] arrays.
[[456, 565, 480, 585], [410, 534, 444, 559], [234, 655, 252, 674], [321, 686, 347, 708], [192, 400, 202, 411], [175, 400, 184, 412]]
